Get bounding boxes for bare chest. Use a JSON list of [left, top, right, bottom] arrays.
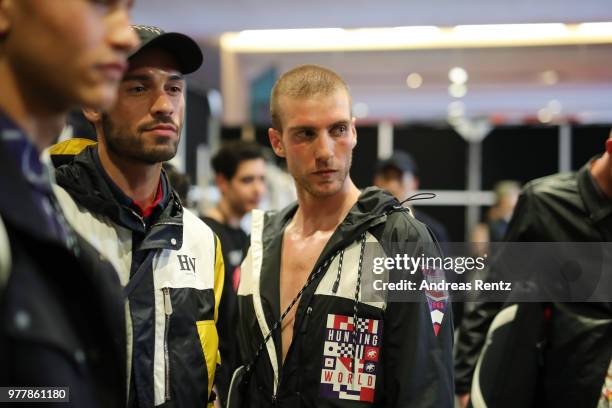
[[279, 230, 333, 361]]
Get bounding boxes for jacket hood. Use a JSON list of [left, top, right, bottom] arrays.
[[53, 144, 182, 232], [271, 186, 406, 241], [263, 187, 409, 277], [55, 145, 123, 217]]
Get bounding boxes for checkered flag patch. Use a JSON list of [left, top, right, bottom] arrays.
[[356, 318, 368, 331], [338, 343, 353, 357]]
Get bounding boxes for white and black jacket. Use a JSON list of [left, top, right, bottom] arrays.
[[236, 188, 454, 407], [51, 144, 224, 408]]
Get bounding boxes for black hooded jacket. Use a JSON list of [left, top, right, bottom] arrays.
[[236, 187, 454, 407]]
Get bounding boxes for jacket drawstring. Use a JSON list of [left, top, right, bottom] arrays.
[[332, 249, 345, 294], [398, 192, 437, 207], [351, 233, 367, 384]]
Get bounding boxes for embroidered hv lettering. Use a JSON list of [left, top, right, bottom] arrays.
[[177, 254, 196, 274]]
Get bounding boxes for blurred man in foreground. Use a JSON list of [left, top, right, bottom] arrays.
[[0, 1, 137, 405]]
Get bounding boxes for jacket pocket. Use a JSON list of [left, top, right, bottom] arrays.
[[196, 319, 220, 398]]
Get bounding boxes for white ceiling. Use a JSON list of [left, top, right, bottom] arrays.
[[132, 0, 612, 39], [132, 1, 612, 123]]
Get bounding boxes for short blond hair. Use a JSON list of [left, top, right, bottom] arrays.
[[270, 64, 351, 131]]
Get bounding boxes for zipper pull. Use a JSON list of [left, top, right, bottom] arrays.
[[163, 287, 173, 315], [300, 306, 313, 333]]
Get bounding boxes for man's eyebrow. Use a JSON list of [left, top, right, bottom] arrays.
[[287, 125, 315, 133], [169, 74, 184, 81], [329, 120, 350, 128], [122, 74, 151, 82], [122, 73, 184, 82]]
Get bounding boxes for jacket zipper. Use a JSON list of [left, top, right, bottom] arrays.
[[300, 306, 313, 334], [154, 221, 182, 227], [162, 287, 173, 401], [126, 208, 146, 230]]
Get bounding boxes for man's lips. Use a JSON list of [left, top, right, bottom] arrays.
[[313, 169, 337, 177], [143, 124, 178, 137]]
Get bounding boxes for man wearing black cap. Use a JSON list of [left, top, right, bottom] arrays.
[[374, 151, 450, 243], [50, 26, 224, 407]]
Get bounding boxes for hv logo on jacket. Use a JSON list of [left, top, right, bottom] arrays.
[[177, 254, 196, 274], [320, 314, 382, 403]]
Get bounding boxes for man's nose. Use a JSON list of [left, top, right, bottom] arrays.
[[314, 132, 333, 162], [255, 179, 266, 197], [151, 91, 174, 117], [107, 8, 140, 56]]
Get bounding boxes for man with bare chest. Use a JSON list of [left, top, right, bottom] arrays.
[[280, 217, 336, 361], [236, 65, 453, 407]]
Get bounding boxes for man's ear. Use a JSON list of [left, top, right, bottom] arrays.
[[268, 128, 285, 158], [351, 117, 357, 148], [0, 0, 14, 37], [82, 107, 102, 124], [606, 137, 612, 156], [215, 174, 228, 194]]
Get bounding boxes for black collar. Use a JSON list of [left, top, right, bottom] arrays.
[[577, 157, 612, 225], [91, 147, 170, 224]]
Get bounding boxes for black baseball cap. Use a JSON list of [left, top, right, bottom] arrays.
[[129, 25, 203, 74], [376, 151, 418, 176]]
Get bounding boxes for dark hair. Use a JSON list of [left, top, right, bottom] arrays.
[[375, 151, 419, 177], [211, 141, 265, 180]]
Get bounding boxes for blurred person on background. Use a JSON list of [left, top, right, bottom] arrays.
[[0, 0, 137, 405], [486, 180, 521, 242], [49, 25, 225, 407], [373, 150, 450, 243], [373, 151, 467, 326], [455, 132, 612, 408], [202, 140, 266, 406], [234, 64, 453, 407]]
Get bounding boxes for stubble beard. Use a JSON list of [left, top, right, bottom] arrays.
[[102, 114, 179, 164], [296, 154, 353, 199]]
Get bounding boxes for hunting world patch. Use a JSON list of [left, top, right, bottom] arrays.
[[319, 314, 382, 402]]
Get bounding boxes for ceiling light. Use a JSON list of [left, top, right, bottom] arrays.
[[406, 73, 423, 89], [449, 83, 468, 98], [220, 22, 612, 53], [539, 70, 559, 85], [449, 67, 468, 84], [538, 108, 553, 123]]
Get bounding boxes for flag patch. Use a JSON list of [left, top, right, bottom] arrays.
[[319, 314, 382, 402]]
